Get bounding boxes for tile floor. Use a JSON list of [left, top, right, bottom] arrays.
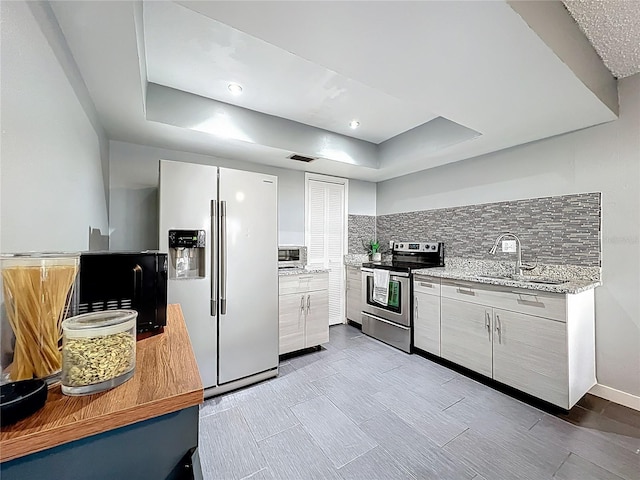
[[198, 324, 640, 480]]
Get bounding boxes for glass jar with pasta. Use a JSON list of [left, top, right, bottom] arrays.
[[1, 253, 79, 384]]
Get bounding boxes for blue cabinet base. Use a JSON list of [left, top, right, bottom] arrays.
[[1, 406, 199, 480]]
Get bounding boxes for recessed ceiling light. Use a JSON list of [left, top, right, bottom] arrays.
[[349, 120, 360, 129], [228, 83, 243, 95]]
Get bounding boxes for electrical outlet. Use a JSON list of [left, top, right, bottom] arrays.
[[502, 240, 517, 253]]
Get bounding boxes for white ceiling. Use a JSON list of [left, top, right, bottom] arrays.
[[50, 1, 620, 182], [144, 2, 438, 144]]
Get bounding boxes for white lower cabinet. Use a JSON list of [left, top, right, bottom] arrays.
[[413, 276, 442, 356], [305, 289, 330, 347], [440, 298, 493, 377], [278, 292, 306, 354], [438, 279, 595, 409], [492, 309, 568, 408], [345, 266, 362, 324], [278, 273, 329, 355]]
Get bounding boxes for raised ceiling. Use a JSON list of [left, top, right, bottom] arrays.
[[50, 1, 619, 182]]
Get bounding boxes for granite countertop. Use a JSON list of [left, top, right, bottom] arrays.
[[344, 261, 364, 268], [412, 266, 601, 294], [278, 267, 330, 276], [344, 254, 368, 267]]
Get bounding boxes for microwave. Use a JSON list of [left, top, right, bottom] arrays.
[[73, 251, 167, 333], [278, 245, 307, 269]]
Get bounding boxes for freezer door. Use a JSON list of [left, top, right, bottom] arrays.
[[159, 160, 218, 389], [218, 168, 279, 384]]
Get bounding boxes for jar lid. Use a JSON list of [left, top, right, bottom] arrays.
[[0, 252, 80, 258], [1, 252, 80, 268], [63, 310, 137, 338]]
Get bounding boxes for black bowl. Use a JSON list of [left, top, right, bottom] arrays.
[[1, 379, 48, 427]]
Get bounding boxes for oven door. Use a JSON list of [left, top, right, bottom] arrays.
[[361, 269, 410, 327]]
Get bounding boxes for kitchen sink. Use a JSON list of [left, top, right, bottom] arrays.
[[476, 274, 513, 280]]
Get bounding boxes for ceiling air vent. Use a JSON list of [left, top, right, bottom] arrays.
[[288, 154, 316, 163]]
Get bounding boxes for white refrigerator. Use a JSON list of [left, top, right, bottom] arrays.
[[159, 160, 278, 395]]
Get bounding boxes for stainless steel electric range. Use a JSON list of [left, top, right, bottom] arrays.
[[361, 242, 444, 353]]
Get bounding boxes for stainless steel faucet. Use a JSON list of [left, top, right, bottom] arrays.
[[489, 232, 536, 275]]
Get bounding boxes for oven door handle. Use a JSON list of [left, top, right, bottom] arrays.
[[361, 268, 409, 278], [362, 312, 410, 330]]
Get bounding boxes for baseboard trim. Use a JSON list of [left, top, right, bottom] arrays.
[[589, 384, 640, 411]]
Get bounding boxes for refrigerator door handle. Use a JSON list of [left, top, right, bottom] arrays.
[[210, 199, 218, 317], [220, 200, 227, 315]]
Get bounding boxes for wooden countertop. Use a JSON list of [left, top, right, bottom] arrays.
[[0, 304, 203, 462]]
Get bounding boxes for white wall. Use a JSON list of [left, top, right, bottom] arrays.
[[377, 74, 640, 402], [109, 141, 376, 250], [349, 180, 376, 216], [0, 2, 108, 252]]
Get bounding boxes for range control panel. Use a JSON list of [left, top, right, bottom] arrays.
[[393, 242, 442, 253]]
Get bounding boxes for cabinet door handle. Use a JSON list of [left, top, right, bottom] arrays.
[[307, 294, 311, 314], [456, 288, 475, 296], [419, 282, 433, 288], [414, 296, 419, 319], [485, 312, 491, 338], [495, 314, 502, 344]]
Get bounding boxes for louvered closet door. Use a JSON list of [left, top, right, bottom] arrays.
[[307, 179, 345, 326]]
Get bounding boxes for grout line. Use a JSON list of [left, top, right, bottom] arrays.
[[441, 427, 469, 449], [528, 416, 543, 431], [240, 467, 269, 480], [551, 451, 570, 478], [333, 443, 377, 470], [443, 397, 465, 412], [255, 422, 300, 444]]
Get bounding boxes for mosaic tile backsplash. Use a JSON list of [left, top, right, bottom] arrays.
[[348, 215, 376, 254], [375, 193, 601, 266]]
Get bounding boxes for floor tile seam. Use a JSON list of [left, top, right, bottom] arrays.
[[560, 451, 628, 480], [199, 402, 240, 420], [291, 411, 377, 472], [442, 396, 465, 412], [440, 426, 470, 449], [331, 443, 378, 470], [465, 417, 571, 473], [321, 393, 382, 444], [586, 406, 640, 432], [533, 412, 640, 459], [239, 466, 269, 480], [335, 445, 419, 480], [230, 405, 278, 452], [256, 427, 338, 478], [574, 422, 640, 456], [373, 391, 468, 434], [443, 426, 561, 479], [352, 405, 391, 427], [250, 418, 302, 444], [549, 450, 570, 479]]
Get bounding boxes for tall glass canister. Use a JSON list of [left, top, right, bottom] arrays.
[[1, 253, 80, 384]]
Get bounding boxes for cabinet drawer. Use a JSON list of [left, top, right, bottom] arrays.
[[441, 279, 566, 322], [306, 272, 329, 292], [279, 272, 329, 295], [346, 266, 361, 282], [413, 276, 441, 296], [492, 288, 566, 322]]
